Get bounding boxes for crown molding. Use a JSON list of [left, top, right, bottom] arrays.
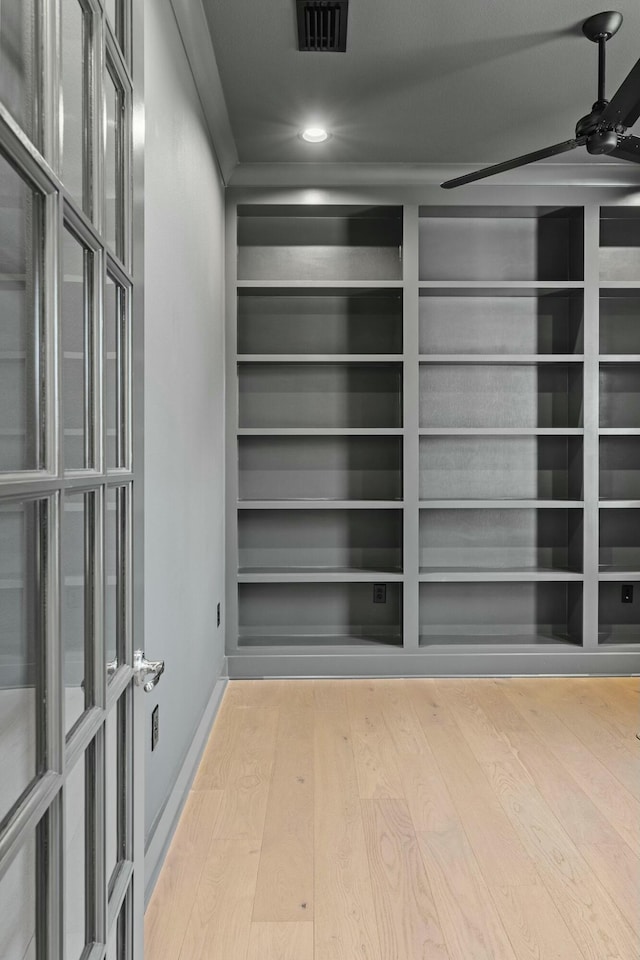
[[169, 0, 238, 184], [228, 161, 640, 189]]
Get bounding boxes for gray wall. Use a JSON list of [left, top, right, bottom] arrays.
[[143, 0, 226, 848]]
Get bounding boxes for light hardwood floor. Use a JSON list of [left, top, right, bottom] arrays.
[[145, 677, 640, 960]]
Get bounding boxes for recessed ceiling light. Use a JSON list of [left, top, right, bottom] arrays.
[[300, 127, 330, 143]]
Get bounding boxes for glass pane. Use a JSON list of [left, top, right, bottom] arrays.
[[0, 500, 42, 824], [105, 487, 118, 674], [63, 492, 91, 734], [105, 273, 127, 469], [106, 892, 129, 960], [64, 756, 87, 959], [105, 707, 117, 886], [61, 0, 90, 211], [0, 0, 37, 140], [62, 225, 93, 470], [105, 63, 124, 258], [105, 0, 126, 54], [0, 831, 36, 960], [0, 153, 43, 472], [105, 693, 129, 899]]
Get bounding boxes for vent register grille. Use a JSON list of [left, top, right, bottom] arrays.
[[297, 0, 349, 51]]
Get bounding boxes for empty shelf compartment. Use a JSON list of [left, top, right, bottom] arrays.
[[599, 363, 640, 428], [419, 508, 583, 574], [238, 509, 403, 574], [238, 581, 403, 647], [598, 582, 640, 644], [239, 435, 403, 501], [238, 362, 403, 429], [237, 205, 403, 282], [599, 291, 640, 355], [419, 581, 583, 646], [599, 509, 640, 572], [418, 206, 583, 282], [600, 437, 640, 500], [238, 289, 402, 355], [419, 363, 583, 429], [599, 207, 640, 282], [419, 289, 584, 355], [419, 436, 583, 501]]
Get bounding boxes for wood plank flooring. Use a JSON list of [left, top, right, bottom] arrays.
[[145, 678, 640, 960]]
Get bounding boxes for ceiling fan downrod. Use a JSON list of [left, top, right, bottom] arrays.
[[578, 10, 624, 153]]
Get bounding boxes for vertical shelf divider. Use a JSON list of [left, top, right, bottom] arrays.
[[583, 204, 600, 649], [403, 205, 420, 651], [226, 198, 240, 654]]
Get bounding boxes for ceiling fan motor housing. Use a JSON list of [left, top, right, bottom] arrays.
[[587, 127, 619, 154]]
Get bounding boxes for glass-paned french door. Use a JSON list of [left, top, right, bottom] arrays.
[[0, 2, 142, 959]]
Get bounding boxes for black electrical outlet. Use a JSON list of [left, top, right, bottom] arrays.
[[217, 602, 221, 627], [151, 705, 159, 751], [373, 583, 386, 604], [622, 584, 634, 604]]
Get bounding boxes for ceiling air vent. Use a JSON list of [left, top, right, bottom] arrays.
[[297, 0, 348, 52]]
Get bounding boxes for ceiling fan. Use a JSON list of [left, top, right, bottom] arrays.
[[441, 11, 640, 189]]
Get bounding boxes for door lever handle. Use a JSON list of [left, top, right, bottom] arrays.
[[133, 650, 165, 693]]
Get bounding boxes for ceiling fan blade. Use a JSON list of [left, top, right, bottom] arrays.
[[600, 56, 640, 130], [441, 138, 586, 189], [610, 134, 640, 163]]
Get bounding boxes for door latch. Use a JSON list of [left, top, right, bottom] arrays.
[[133, 650, 165, 693]]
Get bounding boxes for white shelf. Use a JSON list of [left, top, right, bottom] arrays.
[[238, 635, 403, 649], [599, 355, 640, 363], [418, 427, 584, 436], [419, 569, 583, 583], [418, 281, 585, 290], [238, 427, 404, 437], [419, 636, 582, 649], [419, 499, 584, 509], [419, 355, 584, 364], [599, 569, 640, 580], [238, 569, 404, 583], [238, 499, 403, 510], [237, 354, 403, 363], [599, 500, 640, 509], [237, 280, 404, 289]]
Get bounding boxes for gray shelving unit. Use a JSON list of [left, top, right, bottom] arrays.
[[226, 197, 640, 676]]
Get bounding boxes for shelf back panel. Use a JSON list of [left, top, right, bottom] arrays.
[[419, 436, 583, 500], [599, 437, 640, 500], [419, 581, 583, 644], [238, 290, 403, 355], [599, 364, 640, 429], [239, 436, 403, 501], [419, 293, 583, 355], [599, 509, 640, 572], [238, 363, 403, 429], [599, 294, 640, 355], [419, 212, 583, 282], [419, 364, 583, 429], [419, 508, 583, 573], [239, 581, 403, 646], [239, 508, 402, 571], [598, 581, 640, 644]]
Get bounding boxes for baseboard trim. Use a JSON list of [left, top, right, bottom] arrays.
[[144, 668, 228, 904], [228, 650, 640, 678]]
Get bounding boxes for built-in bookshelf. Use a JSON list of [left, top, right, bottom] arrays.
[[598, 209, 640, 648], [226, 199, 640, 674]]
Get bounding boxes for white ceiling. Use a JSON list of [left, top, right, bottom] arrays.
[[200, 0, 640, 166]]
